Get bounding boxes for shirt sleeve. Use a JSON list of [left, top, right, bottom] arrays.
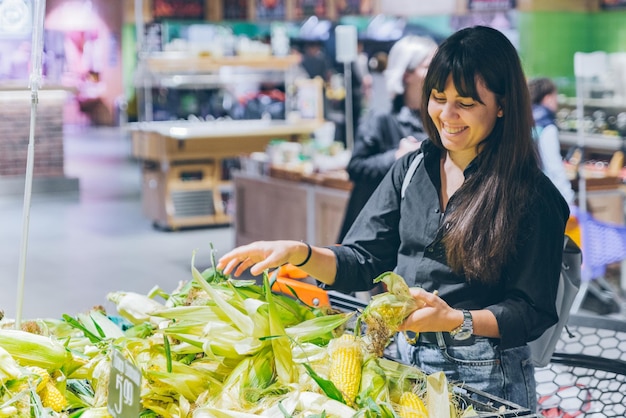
[[329, 154, 414, 293], [485, 180, 570, 348]]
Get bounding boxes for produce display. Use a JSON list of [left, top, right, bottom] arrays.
[[0, 252, 481, 417]]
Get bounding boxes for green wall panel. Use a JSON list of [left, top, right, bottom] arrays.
[[519, 10, 626, 96], [518, 12, 591, 82], [589, 11, 626, 53]]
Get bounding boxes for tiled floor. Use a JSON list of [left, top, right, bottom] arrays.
[[0, 125, 234, 321]]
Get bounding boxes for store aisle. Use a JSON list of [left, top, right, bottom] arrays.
[[2, 126, 625, 323], [0, 125, 234, 321]]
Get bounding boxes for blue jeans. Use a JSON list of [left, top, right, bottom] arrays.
[[397, 333, 537, 411]]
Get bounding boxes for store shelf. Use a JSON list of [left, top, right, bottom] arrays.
[[560, 131, 625, 153], [131, 50, 321, 229], [144, 53, 301, 73], [560, 96, 626, 110]]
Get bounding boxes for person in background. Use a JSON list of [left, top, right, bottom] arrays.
[[529, 77, 575, 204], [300, 41, 333, 83], [337, 35, 438, 242], [217, 26, 570, 410]]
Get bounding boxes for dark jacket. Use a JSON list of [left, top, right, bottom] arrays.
[[337, 106, 427, 242]]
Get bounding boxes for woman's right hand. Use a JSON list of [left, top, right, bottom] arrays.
[[217, 240, 309, 277]]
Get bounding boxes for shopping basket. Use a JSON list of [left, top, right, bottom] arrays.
[[568, 207, 625, 313]]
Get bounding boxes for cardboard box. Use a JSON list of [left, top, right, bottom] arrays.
[[586, 190, 625, 225]]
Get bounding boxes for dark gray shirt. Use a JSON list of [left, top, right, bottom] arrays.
[[329, 140, 570, 349]]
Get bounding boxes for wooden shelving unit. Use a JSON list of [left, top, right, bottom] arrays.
[[144, 54, 301, 73], [131, 119, 323, 229]]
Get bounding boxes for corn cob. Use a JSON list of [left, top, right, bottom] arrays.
[[39, 380, 67, 412], [359, 272, 420, 357], [398, 391, 428, 418], [28, 366, 67, 412], [327, 334, 363, 405], [27, 366, 51, 392]]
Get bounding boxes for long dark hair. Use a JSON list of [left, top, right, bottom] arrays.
[[421, 26, 540, 285]]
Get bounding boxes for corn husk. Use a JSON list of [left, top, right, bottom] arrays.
[[0, 329, 80, 374], [357, 357, 389, 404], [426, 371, 452, 418], [263, 272, 295, 385], [106, 291, 166, 326], [0, 346, 21, 384]]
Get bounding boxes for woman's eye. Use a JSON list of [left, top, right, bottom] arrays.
[[432, 95, 446, 103], [459, 102, 475, 108]]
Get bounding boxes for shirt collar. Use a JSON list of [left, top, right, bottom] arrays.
[[422, 139, 481, 178]]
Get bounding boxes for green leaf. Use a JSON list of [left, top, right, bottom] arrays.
[[191, 251, 254, 336], [62, 314, 102, 344], [263, 271, 295, 384], [163, 334, 172, 373], [285, 313, 353, 343], [302, 363, 346, 404]]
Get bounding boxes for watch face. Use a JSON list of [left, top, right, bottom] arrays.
[[452, 329, 472, 341]]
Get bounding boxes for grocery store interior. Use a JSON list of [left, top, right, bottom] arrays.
[[2, 0, 626, 416]]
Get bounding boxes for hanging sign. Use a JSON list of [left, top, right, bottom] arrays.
[[153, 0, 204, 20], [107, 348, 142, 418], [468, 0, 515, 11]]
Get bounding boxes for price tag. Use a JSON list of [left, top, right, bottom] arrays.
[[107, 348, 141, 418]]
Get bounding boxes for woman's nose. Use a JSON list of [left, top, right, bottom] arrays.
[[439, 102, 457, 119]]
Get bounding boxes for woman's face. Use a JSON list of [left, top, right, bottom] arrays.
[[428, 75, 501, 159]]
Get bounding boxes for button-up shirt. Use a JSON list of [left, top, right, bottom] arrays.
[[329, 140, 570, 349]]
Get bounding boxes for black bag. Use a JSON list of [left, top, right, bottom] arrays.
[[529, 236, 581, 367]]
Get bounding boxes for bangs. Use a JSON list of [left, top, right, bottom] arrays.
[[428, 46, 485, 104]]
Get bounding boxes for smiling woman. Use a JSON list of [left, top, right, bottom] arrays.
[[217, 26, 570, 411]]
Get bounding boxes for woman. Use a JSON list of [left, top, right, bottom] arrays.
[[337, 35, 438, 242], [217, 26, 569, 410]]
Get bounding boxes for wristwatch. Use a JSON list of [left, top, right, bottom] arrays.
[[450, 309, 473, 341]]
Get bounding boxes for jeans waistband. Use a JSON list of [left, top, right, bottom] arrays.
[[423, 331, 477, 347], [408, 331, 500, 347]]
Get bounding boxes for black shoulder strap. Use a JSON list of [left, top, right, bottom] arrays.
[[401, 152, 424, 199]]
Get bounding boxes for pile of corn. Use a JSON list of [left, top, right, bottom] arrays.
[[0, 251, 476, 417]]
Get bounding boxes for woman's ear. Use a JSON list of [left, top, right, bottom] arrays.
[[497, 100, 505, 118]]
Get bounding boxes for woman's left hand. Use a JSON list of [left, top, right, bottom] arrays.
[[397, 288, 461, 333]]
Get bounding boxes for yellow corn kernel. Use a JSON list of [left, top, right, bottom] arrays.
[[39, 381, 67, 413], [328, 334, 363, 405], [377, 304, 404, 325], [398, 391, 428, 418], [27, 366, 51, 392]]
